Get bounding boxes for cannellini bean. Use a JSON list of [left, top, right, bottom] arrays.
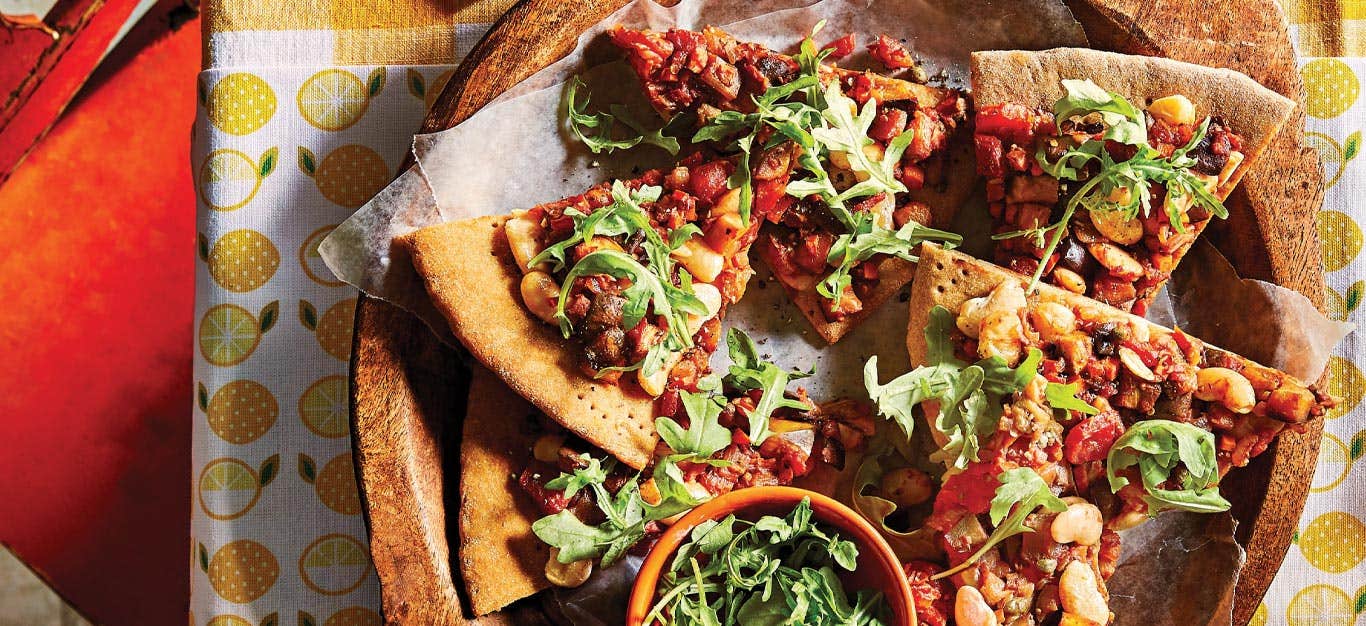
[[505, 211, 547, 272], [1194, 367, 1256, 414], [1030, 302, 1077, 341], [672, 239, 725, 283], [979, 310, 1025, 366], [879, 467, 934, 508], [1118, 346, 1157, 382], [1127, 320, 1150, 344], [1108, 510, 1149, 532], [1087, 242, 1143, 281], [576, 236, 624, 260], [955, 586, 999, 626], [1147, 94, 1197, 126], [1058, 561, 1110, 624], [519, 271, 561, 324], [639, 478, 662, 506], [533, 434, 565, 463], [1059, 613, 1105, 626], [545, 548, 593, 587], [1089, 210, 1143, 246], [1050, 498, 1104, 546], [638, 352, 683, 397], [685, 283, 724, 335], [957, 296, 990, 338], [1052, 268, 1087, 294], [1218, 151, 1245, 188]]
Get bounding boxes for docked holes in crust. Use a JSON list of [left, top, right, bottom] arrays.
[[505, 211, 546, 272], [672, 239, 724, 283], [520, 271, 561, 324]]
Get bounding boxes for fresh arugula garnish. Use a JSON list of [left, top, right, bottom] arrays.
[[644, 498, 891, 626], [540, 181, 710, 375], [1106, 420, 1231, 515], [724, 328, 812, 445], [818, 214, 962, 304], [532, 454, 705, 567], [804, 82, 911, 211], [932, 467, 1069, 580], [543, 454, 608, 499], [657, 391, 732, 459], [863, 306, 1041, 469], [1044, 382, 1099, 416], [993, 79, 1229, 292], [564, 76, 680, 156]]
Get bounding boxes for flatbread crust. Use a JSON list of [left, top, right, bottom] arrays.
[[457, 367, 553, 616], [906, 244, 1314, 399], [971, 48, 1296, 197], [402, 216, 657, 470], [783, 256, 915, 344]]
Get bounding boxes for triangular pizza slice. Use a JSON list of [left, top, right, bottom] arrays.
[[971, 48, 1295, 314]]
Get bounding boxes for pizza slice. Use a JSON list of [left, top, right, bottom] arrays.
[[403, 157, 768, 469], [456, 333, 875, 615], [856, 243, 1330, 624], [972, 48, 1295, 314], [610, 25, 971, 342]]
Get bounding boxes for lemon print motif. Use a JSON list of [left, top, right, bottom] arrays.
[[299, 68, 385, 132], [1250, 603, 1267, 626], [199, 539, 280, 603], [300, 452, 361, 515], [299, 145, 389, 209], [200, 230, 280, 292], [299, 534, 371, 596], [298, 607, 381, 626], [1311, 432, 1356, 493], [300, 375, 350, 438], [198, 147, 277, 212], [301, 298, 357, 361], [1327, 356, 1364, 419], [1299, 511, 1366, 573], [198, 455, 278, 520], [301, 225, 345, 287], [1318, 211, 1363, 272], [198, 380, 278, 444], [199, 301, 278, 366], [205, 73, 277, 135], [1325, 281, 1365, 322], [1302, 59, 1360, 119], [1306, 131, 1361, 189], [407, 68, 455, 111], [1287, 584, 1360, 626]]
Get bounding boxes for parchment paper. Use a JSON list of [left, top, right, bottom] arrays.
[[315, 0, 1351, 623]]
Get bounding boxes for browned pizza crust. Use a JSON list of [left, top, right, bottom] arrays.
[[457, 367, 552, 616], [971, 48, 1295, 197], [401, 216, 657, 470], [906, 244, 1316, 405], [787, 256, 918, 344]]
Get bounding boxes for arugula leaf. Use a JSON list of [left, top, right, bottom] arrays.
[[933, 468, 1068, 580], [656, 392, 732, 459], [730, 134, 755, 224], [1045, 382, 1099, 415], [564, 76, 679, 155], [864, 306, 1041, 468], [996, 80, 1229, 292], [818, 214, 963, 305], [543, 454, 609, 499], [1053, 79, 1147, 146], [798, 82, 908, 214], [528, 181, 663, 272], [724, 328, 812, 445], [1106, 420, 1230, 515]]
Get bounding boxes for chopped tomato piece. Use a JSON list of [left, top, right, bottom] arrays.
[[1064, 413, 1124, 464], [868, 34, 916, 70], [825, 33, 857, 60]]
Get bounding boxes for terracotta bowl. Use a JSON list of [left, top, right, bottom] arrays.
[[625, 486, 917, 626]]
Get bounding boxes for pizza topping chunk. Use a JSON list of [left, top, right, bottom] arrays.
[[979, 79, 1248, 313]]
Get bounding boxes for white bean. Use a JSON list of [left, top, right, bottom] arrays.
[[955, 586, 999, 626], [519, 271, 561, 324], [1195, 367, 1256, 414], [1058, 561, 1109, 624], [545, 548, 592, 587]]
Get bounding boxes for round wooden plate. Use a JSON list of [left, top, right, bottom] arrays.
[[349, 1, 1326, 623]]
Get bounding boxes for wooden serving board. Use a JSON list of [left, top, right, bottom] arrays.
[[349, 1, 1326, 624]]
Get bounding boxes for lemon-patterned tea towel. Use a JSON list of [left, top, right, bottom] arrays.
[[190, 0, 514, 623]]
